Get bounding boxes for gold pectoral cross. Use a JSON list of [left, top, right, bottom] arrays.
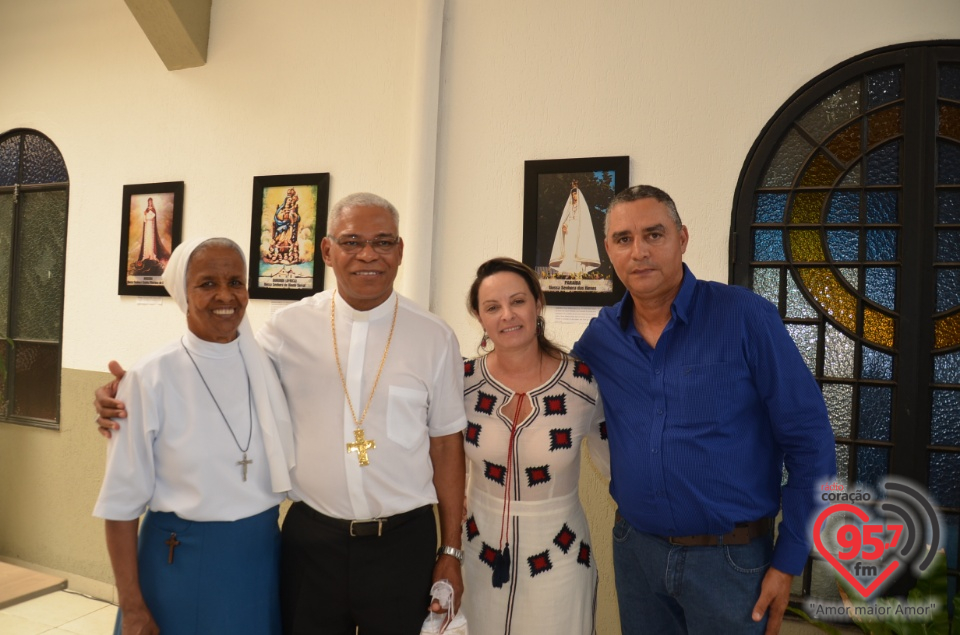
[[347, 428, 376, 466]]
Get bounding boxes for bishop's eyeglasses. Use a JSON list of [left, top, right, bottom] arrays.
[[327, 235, 401, 254]]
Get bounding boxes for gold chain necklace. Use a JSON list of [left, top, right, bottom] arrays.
[[331, 292, 399, 466]]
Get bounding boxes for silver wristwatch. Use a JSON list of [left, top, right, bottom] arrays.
[[437, 545, 464, 564]]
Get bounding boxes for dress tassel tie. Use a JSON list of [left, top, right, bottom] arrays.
[[492, 392, 525, 588]]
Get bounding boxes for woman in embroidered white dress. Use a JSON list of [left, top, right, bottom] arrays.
[[460, 257, 609, 635]]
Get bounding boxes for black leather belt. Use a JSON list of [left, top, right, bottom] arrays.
[[293, 502, 432, 537], [616, 512, 773, 546]]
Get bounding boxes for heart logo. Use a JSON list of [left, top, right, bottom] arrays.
[[813, 503, 901, 598]]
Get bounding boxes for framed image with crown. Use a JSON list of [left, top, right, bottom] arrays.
[[522, 156, 629, 307], [118, 181, 184, 296], [247, 172, 330, 300]]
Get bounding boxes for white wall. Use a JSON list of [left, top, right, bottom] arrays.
[[1, 0, 957, 367]]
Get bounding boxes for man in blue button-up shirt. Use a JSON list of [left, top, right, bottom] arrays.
[[573, 185, 835, 634]]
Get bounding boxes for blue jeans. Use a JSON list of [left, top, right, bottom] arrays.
[[612, 514, 772, 635]]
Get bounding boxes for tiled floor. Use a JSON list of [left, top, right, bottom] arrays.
[[0, 591, 116, 635]]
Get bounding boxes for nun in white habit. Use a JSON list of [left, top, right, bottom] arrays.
[[94, 237, 295, 635]]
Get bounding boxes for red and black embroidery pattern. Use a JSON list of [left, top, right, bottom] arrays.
[[527, 550, 553, 577], [599, 420, 608, 440], [475, 391, 497, 415], [525, 464, 551, 487], [465, 515, 480, 541], [479, 543, 500, 569], [577, 541, 592, 567], [553, 524, 577, 554], [549, 428, 573, 450], [572, 361, 593, 382], [465, 421, 481, 447], [542, 394, 567, 416], [464, 359, 476, 377], [484, 460, 507, 485]]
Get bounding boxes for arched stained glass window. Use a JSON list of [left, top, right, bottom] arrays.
[[733, 42, 960, 601], [0, 129, 69, 428]]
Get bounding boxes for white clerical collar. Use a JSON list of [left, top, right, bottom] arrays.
[[333, 289, 398, 323], [182, 329, 241, 359]]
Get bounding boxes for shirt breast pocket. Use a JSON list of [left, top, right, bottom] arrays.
[[672, 361, 741, 425], [387, 385, 429, 449]]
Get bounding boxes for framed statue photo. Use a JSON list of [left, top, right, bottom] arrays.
[[522, 156, 629, 307], [248, 173, 330, 300], [118, 181, 184, 296]]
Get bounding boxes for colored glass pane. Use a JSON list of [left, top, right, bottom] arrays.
[[786, 323, 818, 374], [866, 229, 897, 261], [937, 268, 960, 312], [797, 268, 856, 332], [840, 163, 861, 186], [931, 389, 960, 445], [858, 386, 892, 441], [836, 444, 850, 484], [12, 191, 67, 341], [797, 82, 861, 143], [941, 64, 960, 101], [0, 136, 19, 187], [867, 68, 902, 109], [866, 191, 898, 224], [866, 142, 900, 185], [791, 192, 827, 224], [824, 323, 855, 379], [863, 307, 895, 348], [929, 452, 960, 507], [940, 191, 960, 223], [21, 134, 67, 185], [822, 383, 853, 437], [789, 230, 826, 262], [827, 230, 858, 261], [934, 350, 960, 384], [786, 270, 817, 318], [828, 191, 860, 223], [861, 346, 893, 380], [0, 193, 12, 335], [753, 230, 784, 261], [800, 153, 842, 187], [935, 312, 960, 349], [827, 123, 862, 165], [10, 341, 58, 421], [762, 129, 813, 187], [939, 140, 960, 184], [865, 267, 896, 310], [867, 106, 902, 147], [940, 104, 960, 142], [752, 268, 780, 306], [856, 445, 888, 489], [938, 229, 960, 262], [755, 193, 788, 223], [838, 267, 859, 289]]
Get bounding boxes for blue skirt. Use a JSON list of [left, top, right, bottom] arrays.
[[114, 506, 281, 635]]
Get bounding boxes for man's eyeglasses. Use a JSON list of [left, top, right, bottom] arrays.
[[327, 235, 401, 254]]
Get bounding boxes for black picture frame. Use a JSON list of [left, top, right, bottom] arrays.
[[522, 156, 629, 307], [248, 173, 330, 300], [118, 181, 184, 296]]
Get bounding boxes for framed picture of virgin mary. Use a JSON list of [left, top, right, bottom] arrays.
[[522, 156, 628, 306], [117, 181, 184, 296], [247, 173, 329, 300]]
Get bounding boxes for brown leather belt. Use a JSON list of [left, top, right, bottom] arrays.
[[665, 518, 774, 546], [293, 502, 432, 537]]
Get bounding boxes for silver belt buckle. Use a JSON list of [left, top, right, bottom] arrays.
[[349, 518, 384, 537]]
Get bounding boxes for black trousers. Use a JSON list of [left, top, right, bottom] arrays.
[[280, 502, 436, 635]]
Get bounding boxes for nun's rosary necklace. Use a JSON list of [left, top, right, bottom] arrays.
[[182, 340, 254, 482], [331, 293, 399, 467]]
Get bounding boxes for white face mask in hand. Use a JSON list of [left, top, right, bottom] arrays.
[[420, 580, 468, 635]]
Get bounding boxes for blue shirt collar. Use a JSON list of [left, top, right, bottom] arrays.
[[615, 263, 697, 331]]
